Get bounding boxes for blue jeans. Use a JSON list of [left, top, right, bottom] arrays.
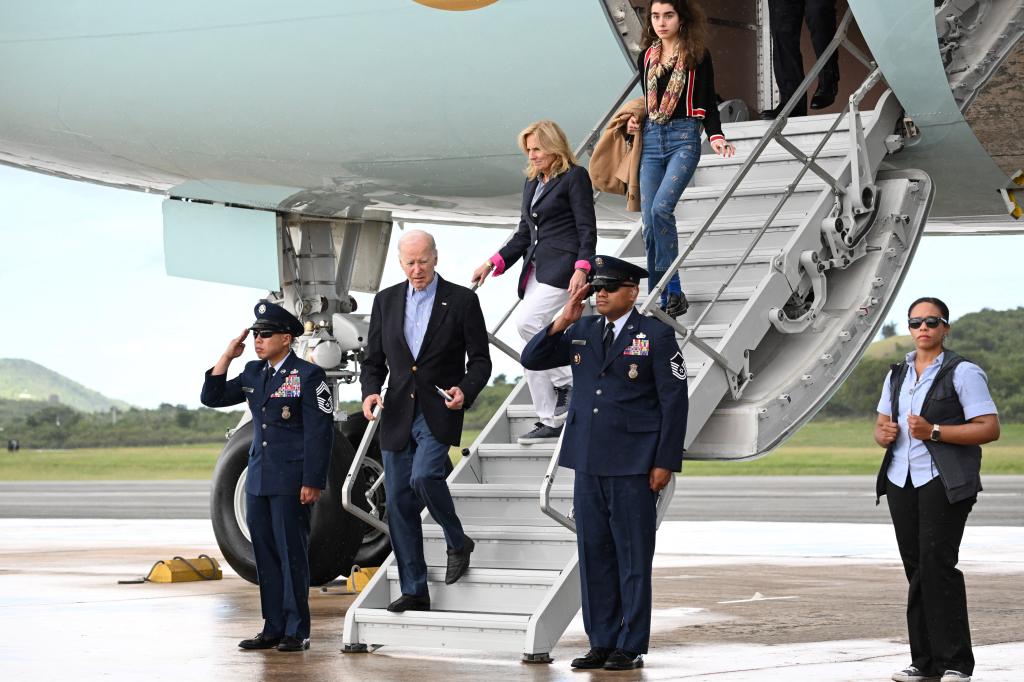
[[639, 117, 702, 294], [382, 407, 467, 597]]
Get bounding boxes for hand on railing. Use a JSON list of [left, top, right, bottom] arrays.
[[470, 261, 494, 289], [362, 394, 383, 421]]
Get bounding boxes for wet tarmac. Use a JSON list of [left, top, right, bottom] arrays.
[[1, 519, 1021, 681]]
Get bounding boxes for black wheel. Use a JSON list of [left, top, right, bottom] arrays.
[[209, 425, 368, 586], [340, 413, 392, 568]]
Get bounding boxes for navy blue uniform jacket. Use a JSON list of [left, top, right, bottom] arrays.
[[497, 164, 597, 298], [201, 353, 334, 496], [521, 309, 688, 476]]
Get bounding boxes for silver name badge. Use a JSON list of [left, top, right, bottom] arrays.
[[571, 339, 587, 346]]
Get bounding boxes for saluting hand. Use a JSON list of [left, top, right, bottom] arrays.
[[549, 285, 589, 335], [907, 414, 933, 441], [224, 328, 249, 360]]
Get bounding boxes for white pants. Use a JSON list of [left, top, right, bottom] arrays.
[[516, 270, 573, 427]]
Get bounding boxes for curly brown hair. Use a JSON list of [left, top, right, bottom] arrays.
[[640, 0, 709, 70]]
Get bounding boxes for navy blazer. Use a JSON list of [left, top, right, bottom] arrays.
[[497, 164, 597, 298], [521, 309, 688, 475], [201, 353, 334, 495], [360, 275, 492, 452]]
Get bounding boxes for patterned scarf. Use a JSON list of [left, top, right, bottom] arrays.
[[645, 39, 687, 125]]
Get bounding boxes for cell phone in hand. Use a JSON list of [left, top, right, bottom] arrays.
[[434, 385, 454, 402]]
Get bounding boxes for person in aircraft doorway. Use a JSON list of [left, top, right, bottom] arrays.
[[626, 0, 735, 319], [471, 120, 597, 445], [521, 255, 689, 671], [874, 297, 1000, 682]]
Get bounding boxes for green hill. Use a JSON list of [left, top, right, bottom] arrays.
[[0, 358, 132, 413], [821, 307, 1024, 421]]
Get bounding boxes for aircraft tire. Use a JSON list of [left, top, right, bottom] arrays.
[[209, 427, 368, 586]]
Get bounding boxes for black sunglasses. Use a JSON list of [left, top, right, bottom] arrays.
[[908, 316, 948, 329], [590, 282, 636, 293], [251, 329, 283, 338]]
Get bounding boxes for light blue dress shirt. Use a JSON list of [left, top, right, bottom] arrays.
[[877, 350, 998, 488], [404, 275, 438, 359]]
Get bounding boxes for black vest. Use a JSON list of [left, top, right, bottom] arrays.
[[875, 349, 983, 505]]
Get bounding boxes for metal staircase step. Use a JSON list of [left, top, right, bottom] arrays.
[[384, 566, 561, 615], [475, 446, 568, 484], [432, 483, 574, 526], [676, 211, 806, 233], [679, 176, 828, 202], [422, 525, 576, 570], [693, 149, 847, 187], [350, 609, 530, 651], [720, 111, 872, 139]]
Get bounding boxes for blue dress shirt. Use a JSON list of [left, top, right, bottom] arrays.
[[877, 351, 998, 488], [404, 275, 438, 359]]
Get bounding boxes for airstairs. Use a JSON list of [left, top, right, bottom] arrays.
[[341, 8, 935, 661]]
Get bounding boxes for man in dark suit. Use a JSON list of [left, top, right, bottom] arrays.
[[521, 255, 688, 671], [362, 229, 492, 612], [760, 0, 840, 119], [201, 300, 334, 652]]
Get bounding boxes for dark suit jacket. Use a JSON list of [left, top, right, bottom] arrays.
[[360, 275, 492, 451], [521, 309, 688, 476], [201, 353, 334, 495], [497, 164, 597, 298]]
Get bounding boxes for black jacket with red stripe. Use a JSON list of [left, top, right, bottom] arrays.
[[637, 47, 725, 144]]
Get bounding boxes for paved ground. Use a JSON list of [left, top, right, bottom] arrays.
[[0, 519, 1021, 681], [1, 476, 1021, 524]]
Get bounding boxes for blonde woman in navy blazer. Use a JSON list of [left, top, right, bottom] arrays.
[[472, 120, 597, 445]]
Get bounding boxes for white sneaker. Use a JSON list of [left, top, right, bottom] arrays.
[[892, 667, 939, 682], [940, 672, 971, 682]]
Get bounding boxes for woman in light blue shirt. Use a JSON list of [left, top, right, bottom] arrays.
[[873, 297, 1000, 682]]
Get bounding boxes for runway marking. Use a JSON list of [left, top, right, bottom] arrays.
[[718, 591, 799, 604]]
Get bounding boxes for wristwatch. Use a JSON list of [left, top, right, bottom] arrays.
[[930, 424, 942, 442]]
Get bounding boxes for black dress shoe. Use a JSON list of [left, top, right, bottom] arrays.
[[445, 536, 474, 584], [386, 593, 430, 612], [603, 649, 644, 670], [759, 102, 807, 120], [570, 647, 612, 669], [277, 635, 310, 652], [238, 632, 282, 650], [810, 84, 838, 110], [663, 292, 688, 318]]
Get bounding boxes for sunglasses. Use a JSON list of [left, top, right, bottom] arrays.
[[251, 329, 283, 338], [908, 316, 948, 329], [590, 282, 636, 293]]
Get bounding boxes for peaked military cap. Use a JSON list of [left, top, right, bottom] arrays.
[[251, 300, 304, 337], [588, 255, 648, 286]]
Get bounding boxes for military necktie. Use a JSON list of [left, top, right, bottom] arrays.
[[603, 321, 615, 358], [262, 365, 273, 397]]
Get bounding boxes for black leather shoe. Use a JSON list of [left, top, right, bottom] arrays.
[[386, 593, 430, 612], [603, 649, 644, 670], [445, 536, 475, 584], [759, 102, 807, 120], [570, 647, 612, 669], [276, 635, 310, 652], [238, 633, 282, 650], [663, 292, 688, 318], [810, 84, 838, 110]]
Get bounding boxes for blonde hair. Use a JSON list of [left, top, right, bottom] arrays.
[[518, 120, 577, 180]]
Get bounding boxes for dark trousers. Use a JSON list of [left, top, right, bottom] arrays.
[[383, 407, 466, 598], [574, 471, 658, 654], [768, 0, 840, 115], [246, 493, 313, 639], [886, 475, 975, 676]]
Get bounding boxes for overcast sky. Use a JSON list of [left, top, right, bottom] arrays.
[[1, 164, 1021, 409]]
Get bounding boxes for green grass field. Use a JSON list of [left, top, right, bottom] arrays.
[[2, 421, 1020, 480]]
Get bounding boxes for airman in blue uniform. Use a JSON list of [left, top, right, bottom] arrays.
[[521, 255, 688, 671], [201, 300, 334, 652]]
